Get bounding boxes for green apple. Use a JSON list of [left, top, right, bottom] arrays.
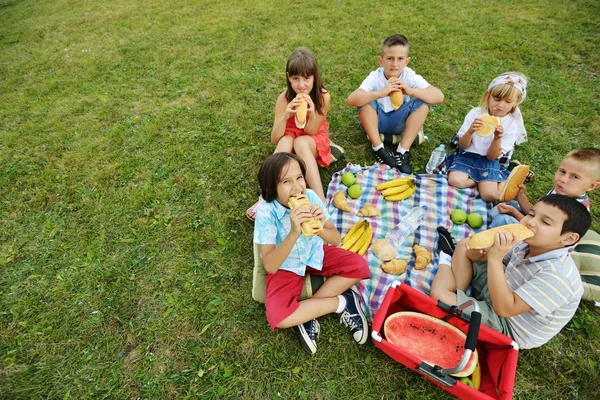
[[347, 184, 363, 199], [341, 172, 357, 187], [450, 209, 467, 225], [467, 212, 484, 229], [459, 377, 474, 388]]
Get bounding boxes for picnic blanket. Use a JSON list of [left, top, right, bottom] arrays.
[[326, 163, 492, 320]]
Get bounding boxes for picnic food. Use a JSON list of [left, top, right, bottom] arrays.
[[499, 164, 530, 202], [288, 194, 323, 237], [383, 181, 416, 202], [341, 172, 357, 187], [357, 204, 382, 217], [341, 220, 372, 255], [467, 224, 534, 249], [295, 93, 307, 129], [471, 361, 481, 390], [475, 114, 500, 136], [348, 184, 363, 199], [384, 311, 479, 377], [333, 190, 351, 212], [388, 77, 403, 110], [467, 213, 484, 229], [381, 258, 408, 274], [376, 176, 415, 191], [451, 209, 467, 224], [413, 244, 433, 270], [372, 239, 397, 262]]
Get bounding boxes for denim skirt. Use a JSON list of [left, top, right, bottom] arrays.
[[447, 149, 509, 183]]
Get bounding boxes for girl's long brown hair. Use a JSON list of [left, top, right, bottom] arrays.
[[285, 48, 326, 115]]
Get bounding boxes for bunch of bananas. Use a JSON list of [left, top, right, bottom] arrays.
[[376, 176, 417, 202], [340, 220, 373, 256]]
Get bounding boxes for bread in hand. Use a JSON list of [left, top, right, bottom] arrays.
[[499, 164, 530, 202], [388, 77, 403, 110], [467, 224, 534, 249], [288, 194, 323, 237], [295, 94, 308, 129], [475, 114, 500, 137]]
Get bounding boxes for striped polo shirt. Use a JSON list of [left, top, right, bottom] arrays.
[[505, 243, 583, 349]]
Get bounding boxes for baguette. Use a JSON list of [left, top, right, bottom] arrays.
[[288, 194, 322, 237], [475, 114, 500, 137], [388, 77, 403, 110], [499, 164, 530, 202], [467, 224, 534, 249], [295, 94, 308, 129]]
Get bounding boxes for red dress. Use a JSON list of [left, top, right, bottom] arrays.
[[284, 115, 332, 167]]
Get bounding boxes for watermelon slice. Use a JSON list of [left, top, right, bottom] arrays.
[[384, 311, 478, 377]]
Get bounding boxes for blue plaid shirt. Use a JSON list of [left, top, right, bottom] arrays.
[[253, 189, 331, 277]]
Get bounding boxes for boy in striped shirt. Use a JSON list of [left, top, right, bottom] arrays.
[[431, 194, 591, 349]]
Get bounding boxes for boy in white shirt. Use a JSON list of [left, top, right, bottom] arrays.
[[347, 34, 444, 173]]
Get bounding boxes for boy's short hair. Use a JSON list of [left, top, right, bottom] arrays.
[[258, 153, 306, 202], [564, 147, 600, 180], [538, 194, 591, 238], [382, 34, 409, 54]]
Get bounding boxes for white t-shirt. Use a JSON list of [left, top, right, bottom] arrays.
[[359, 67, 430, 113], [456, 107, 527, 157]]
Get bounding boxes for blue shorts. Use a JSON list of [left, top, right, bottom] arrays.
[[358, 97, 428, 136], [489, 200, 520, 227]]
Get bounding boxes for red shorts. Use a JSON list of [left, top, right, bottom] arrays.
[[265, 245, 371, 329]]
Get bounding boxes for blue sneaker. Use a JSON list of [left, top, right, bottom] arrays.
[[340, 290, 368, 344], [293, 319, 320, 355]]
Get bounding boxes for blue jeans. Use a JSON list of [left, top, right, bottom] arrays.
[[489, 200, 520, 228], [358, 97, 428, 136]]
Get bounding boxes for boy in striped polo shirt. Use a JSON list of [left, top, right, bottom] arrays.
[[431, 194, 591, 349]]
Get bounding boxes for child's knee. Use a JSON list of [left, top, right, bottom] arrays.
[[480, 191, 498, 202], [448, 173, 467, 188]]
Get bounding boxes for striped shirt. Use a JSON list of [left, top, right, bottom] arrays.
[[546, 188, 590, 211], [504, 243, 583, 349]]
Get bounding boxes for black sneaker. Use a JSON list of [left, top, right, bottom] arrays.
[[330, 141, 344, 163], [394, 150, 412, 174], [340, 290, 368, 344], [293, 319, 320, 355], [374, 147, 398, 168], [436, 226, 456, 256]]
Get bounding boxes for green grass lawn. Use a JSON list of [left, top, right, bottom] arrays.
[[1, 0, 599, 398]]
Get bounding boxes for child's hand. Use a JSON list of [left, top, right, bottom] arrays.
[[487, 231, 519, 261], [497, 203, 516, 216], [493, 124, 504, 139], [284, 96, 303, 120], [289, 205, 312, 236], [310, 204, 325, 224], [384, 77, 403, 96], [469, 118, 484, 133]]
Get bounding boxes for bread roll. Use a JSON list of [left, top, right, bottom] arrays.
[[295, 94, 308, 129], [288, 194, 322, 237], [467, 224, 534, 249], [499, 164, 530, 202], [475, 114, 500, 137], [372, 239, 397, 262], [388, 77, 403, 110]]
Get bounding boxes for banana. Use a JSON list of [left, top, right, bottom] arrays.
[[341, 223, 367, 250], [381, 180, 415, 197], [376, 176, 414, 191], [384, 185, 416, 202], [341, 220, 366, 246], [349, 222, 370, 253], [357, 223, 373, 256]]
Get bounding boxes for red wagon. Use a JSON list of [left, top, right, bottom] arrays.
[[371, 281, 519, 400]]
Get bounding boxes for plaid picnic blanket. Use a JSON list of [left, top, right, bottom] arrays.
[[326, 163, 492, 321]]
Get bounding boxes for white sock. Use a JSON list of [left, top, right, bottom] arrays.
[[372, 143, 384, 151], [395, 145, 409, 154], [336, 295, 347, 313], [439, 251, 453, 266]]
